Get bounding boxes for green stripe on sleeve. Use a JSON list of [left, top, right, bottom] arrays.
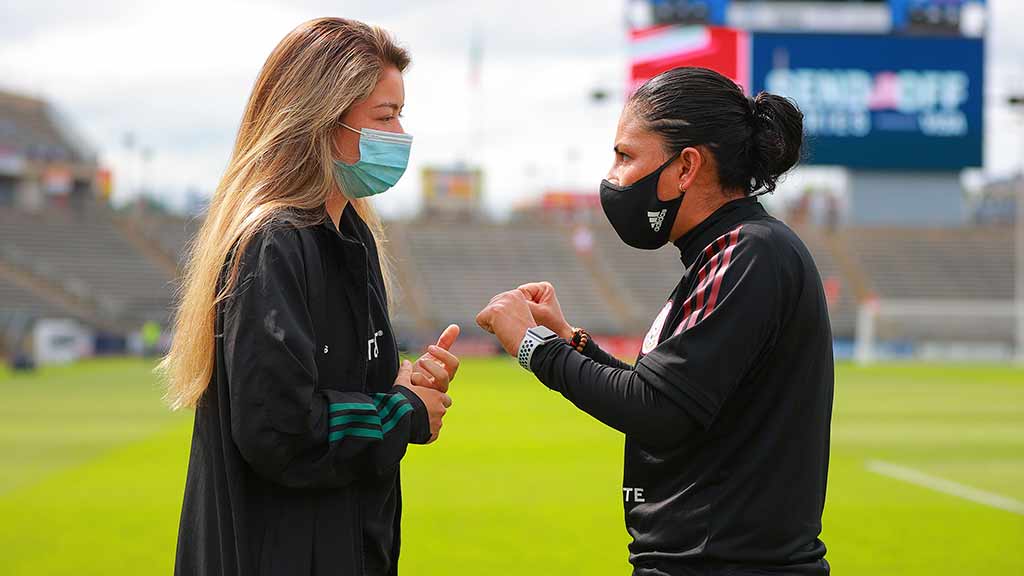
[[328, 402, 377, 414], [329, 427, 384, 442], [329, 413, 381, 428], [381, 403, 414, 435], [372, 392, 401, 410], [376, 394, 405, 420]]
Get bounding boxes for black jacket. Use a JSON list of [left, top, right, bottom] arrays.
[[532, 197, 832, 575], [175, 203, 431, 576]]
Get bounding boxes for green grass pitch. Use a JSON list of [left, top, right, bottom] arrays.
[[1, 357, 1022, 574]]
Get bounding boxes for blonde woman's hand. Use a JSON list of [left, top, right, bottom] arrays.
[[410, 324, 460, 393], [395, 360, 451, 443]]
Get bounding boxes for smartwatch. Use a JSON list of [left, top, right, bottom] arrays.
[[517, 325, 560, 371]]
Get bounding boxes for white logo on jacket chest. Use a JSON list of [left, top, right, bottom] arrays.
[[641, 300, 673, 355], [367, 330, 384, 361]]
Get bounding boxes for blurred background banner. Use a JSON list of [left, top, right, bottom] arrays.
[[629, 26, 750, 93], [421, 164, 483, 218]]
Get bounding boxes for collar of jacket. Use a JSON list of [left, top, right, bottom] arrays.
[[319, 202, 375, 289], [672, 196, 765, 268], [321, 201, 369, 245]]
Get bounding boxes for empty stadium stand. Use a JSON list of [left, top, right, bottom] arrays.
[[842, 226, 1016, 343], [0, 204, 177, 330], [591, 224, 692, 333], [392, 219, 625, 337], [2, 197, 1016, 350], [126, 210, 202, 266], [844, 227, 1015, 301], [0, 273, 68, 321]]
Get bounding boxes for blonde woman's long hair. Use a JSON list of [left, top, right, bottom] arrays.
[[157, 17, 408, 409]]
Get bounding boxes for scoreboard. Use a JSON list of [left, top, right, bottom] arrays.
[[627, 0, 985, 170], [629, 0, 985, 35], [752, 33, 983, 169]]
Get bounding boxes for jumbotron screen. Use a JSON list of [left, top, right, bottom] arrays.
[[628, 0, 986, 35], [629, 28, 984, 170]]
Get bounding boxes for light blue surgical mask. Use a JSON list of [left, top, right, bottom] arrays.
[[333, 123, 413, 199]]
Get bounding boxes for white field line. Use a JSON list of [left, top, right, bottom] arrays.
[[866, 460, 1024, 516]]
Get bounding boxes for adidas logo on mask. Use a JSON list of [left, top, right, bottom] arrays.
[[648, 210, 667, 232]]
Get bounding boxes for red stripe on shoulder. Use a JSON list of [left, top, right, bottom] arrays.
[[673, 224, 744, 336], [702, 225, 744, 318]]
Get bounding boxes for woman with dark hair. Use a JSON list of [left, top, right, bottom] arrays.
[[477, 66, 833, 575]]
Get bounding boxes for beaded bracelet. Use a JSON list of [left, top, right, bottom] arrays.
[[568, 327, 590, 353]]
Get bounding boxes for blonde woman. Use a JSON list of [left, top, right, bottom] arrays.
[[159, 18, 459, 576]]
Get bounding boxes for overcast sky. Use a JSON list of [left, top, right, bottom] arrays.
[[1, 0, 1022, 218]]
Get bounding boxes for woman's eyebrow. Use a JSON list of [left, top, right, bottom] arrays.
[[373, 102, 402, 111]]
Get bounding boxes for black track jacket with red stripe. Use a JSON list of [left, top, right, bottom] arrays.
[[531, 196, 834, 575], [175, 203, 431, 576]]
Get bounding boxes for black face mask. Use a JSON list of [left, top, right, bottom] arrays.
[[600, 156, 684, 250]]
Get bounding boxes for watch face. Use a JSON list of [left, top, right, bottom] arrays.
[[529, 325, 558, 340]]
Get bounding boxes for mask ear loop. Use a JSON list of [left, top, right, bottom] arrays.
[[339, 122, 362, 135], [335, 122, 363, 164]]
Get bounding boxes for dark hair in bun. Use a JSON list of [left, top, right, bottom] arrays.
[[628, 66, 804, 195]]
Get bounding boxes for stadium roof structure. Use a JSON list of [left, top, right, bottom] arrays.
[[0, 89, 95, 167]]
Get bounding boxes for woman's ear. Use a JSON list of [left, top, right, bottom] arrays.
[[332, 125, 360, 164], [676, 147, 703, 195]]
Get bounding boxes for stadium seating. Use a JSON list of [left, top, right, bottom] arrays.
[[0, 204, 177, 328], [0, 275, 67, 320], [392, 219, 624, 337], [591, 224, 693, 333], [842, 226, 1016, 343], [1, 199, 1016, 348], [844, 227, 1014, 300], [130, 211, 202, 266]]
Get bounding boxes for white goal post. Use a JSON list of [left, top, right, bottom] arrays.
[[854, 299, 1023, 364]]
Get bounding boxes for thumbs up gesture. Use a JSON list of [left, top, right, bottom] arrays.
[[410, 324, 461, 393]]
